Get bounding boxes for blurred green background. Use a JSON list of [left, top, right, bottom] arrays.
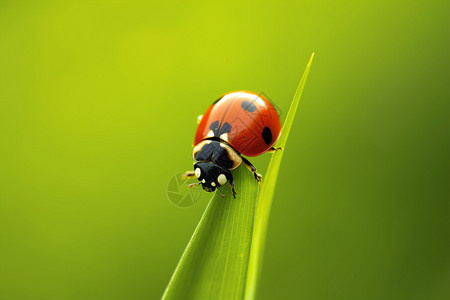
[[1, 0, 449, 299]]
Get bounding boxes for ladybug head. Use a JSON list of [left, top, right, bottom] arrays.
[[190, 162, 233, 197]]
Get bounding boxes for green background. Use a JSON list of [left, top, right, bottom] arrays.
[[1, 1, 449, 299]]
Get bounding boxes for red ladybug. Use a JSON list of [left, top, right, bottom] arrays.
[[186, 91, 282, 198]]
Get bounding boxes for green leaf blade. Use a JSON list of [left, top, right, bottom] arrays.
[[245, 53, 315, 300], [163, 165, 259, 300]]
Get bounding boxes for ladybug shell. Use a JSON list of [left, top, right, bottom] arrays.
[[194, 91, 282, 157]]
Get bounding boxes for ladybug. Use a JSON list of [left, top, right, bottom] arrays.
[[185, 91, 282, 198]]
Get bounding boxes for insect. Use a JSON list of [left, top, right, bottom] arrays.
[[185, 91, 282, 198]]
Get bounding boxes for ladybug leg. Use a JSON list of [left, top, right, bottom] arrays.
[[230, 181, 237, 198], [254, 172, 263, 182], [267, 146, 284, 152], [242, 157, 262, 182], [225, 172, 237, 198]]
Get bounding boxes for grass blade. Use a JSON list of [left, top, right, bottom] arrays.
[[245, 53, 315, 299], [163, 53, 314, 299], [163, 165, 259, 299]]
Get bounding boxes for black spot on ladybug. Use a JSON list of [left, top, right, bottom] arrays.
[[210, 120, 232, 137], [220, 122, 232, 135], [241, 100, 257, 112], [209, 121, 219, 132], [262, 127, 272, 145]]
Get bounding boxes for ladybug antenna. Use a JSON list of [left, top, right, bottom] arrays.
[[188, 182, 201, 188], [216, 187, 225, 198]]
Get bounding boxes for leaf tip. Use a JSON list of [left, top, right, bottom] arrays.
[[309, 52, 315, 64]]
